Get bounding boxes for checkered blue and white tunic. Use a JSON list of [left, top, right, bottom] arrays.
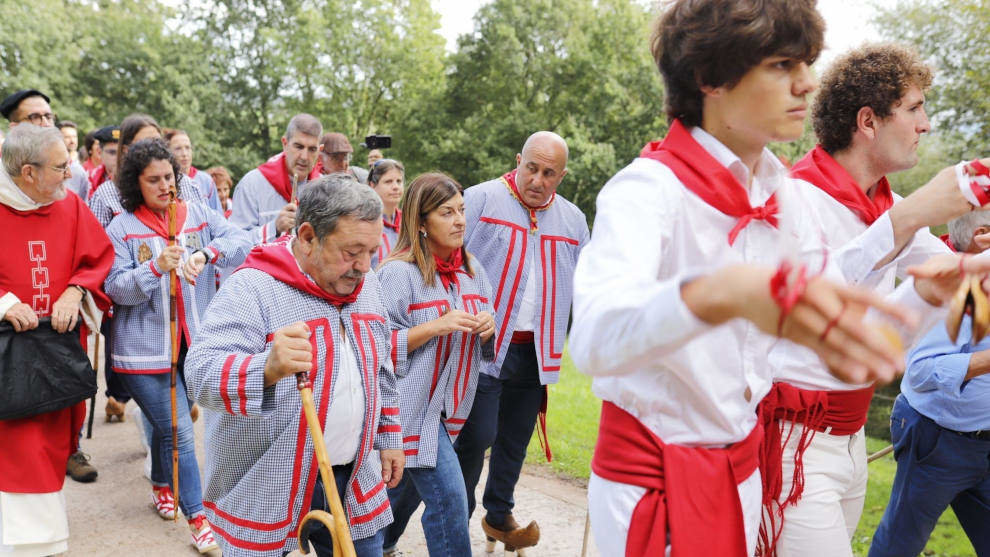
[[464, 177, 589, 385], [189, 168, 223, 213], [88, 175, 206, 228], [184, 261, 402, 555], [371, 212, 401, 270], [229, 168, 314, 245], [103, 202, 252, 373], [377, 257, 495, 468]]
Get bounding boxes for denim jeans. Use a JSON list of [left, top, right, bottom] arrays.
[[384, 423, 471, 556], [298, 464, 385, 557], [454, 341, 543, 525], [118, 367, 203, 516], [869, 395, 990, 556]]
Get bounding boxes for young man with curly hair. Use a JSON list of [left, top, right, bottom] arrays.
[[762, 43, 984, 557]]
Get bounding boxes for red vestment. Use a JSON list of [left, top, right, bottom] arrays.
[[0, 192, 113, 493]]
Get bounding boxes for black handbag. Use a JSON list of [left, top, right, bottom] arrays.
[[0, 318, 97, 421]]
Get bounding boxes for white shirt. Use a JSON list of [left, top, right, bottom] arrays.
[[569, 126, 901, 447], [514, 257, 537, 332], [323, 323, 366, 466], [770, 187, 951, 391]]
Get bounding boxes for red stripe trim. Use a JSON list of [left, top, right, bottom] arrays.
[[350, 499, 390, 525], [381, 407, 399, 416], [219, 354, 237, 415], [391, 330, 398, 368], [123, 232, 160, 242], [351, 480, 385, 504], [445, 418, 467, 424], [111, 366, 171, 375], [149, 261, 163, 277], [404, 449, 419, 455], [207, 515, 289, 551], [237, 355, 252, 416], [378, 425, 401, 433], [182, 222, 208, 234], [265, 332, 274, 343], [208, 246, 220, 264], [203, 500, 292, 531], [402, 435, 420, 443]]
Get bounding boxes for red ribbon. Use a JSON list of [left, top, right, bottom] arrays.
[[434, 248, 467, 291], [502, 170, 554, 234]]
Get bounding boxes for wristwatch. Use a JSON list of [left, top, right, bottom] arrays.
[[70, 284, 86, 297]]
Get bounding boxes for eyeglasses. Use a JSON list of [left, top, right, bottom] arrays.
[[30, 161, 71, 174], [19, 112, 57, 125]]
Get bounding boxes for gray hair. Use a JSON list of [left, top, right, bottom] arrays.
[[2, 124, 64, 177], [285, 113, 323, 142], [297, 174, 383, 239], [949, 210, 990, 252]]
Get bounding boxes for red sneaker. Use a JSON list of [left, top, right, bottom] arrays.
[[151, 485, 176, 520], [189, 514, 219, 554]]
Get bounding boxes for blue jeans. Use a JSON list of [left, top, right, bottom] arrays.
[[384, 423, 471, 556], [297, 464, 385, 557], [869, 395, 990, 556], [118, 368, 204, 516], [454, 341, 543, 525]]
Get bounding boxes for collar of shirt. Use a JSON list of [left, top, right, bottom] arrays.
[[689, 125, 785, 208]]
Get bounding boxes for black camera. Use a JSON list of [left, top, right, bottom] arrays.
[[362, 134, 392, 150]]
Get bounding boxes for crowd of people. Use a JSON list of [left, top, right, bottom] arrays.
[[4, 0, 990, 556]]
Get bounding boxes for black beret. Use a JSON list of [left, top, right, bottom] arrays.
[[93, 125, 121, 144], [0, 89, 51, 120]]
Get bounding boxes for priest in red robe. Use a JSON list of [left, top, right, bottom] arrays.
[[0, 124, 113, 555]]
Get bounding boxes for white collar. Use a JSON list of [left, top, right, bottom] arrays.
[[0, 171, 46, 211], [688, 125, 786, 203]]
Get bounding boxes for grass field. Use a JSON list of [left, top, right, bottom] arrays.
[[524, 350, 975, 557]]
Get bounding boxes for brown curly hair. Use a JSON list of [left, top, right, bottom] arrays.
[[652, 0, 824, 127], [813, 43, 933, 154]]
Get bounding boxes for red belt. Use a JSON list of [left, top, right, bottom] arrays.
[[510, 330, 534, 344], [591, 401, 760, 557], [758, 383, 874, 555]]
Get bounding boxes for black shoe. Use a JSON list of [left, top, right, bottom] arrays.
[[66, 451, 98, 483]]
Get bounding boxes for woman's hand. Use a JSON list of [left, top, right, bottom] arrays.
[[181, 251, 208, 285], [432, 309, 478, 337], [472, 311, 496, 342], [155, 245, 185, 273]]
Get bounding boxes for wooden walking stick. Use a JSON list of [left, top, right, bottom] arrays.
[[167, 188, 180, 521], [291, 174, 299, 205], [294, 366, 356, 557], [86, 332, 100, 439]]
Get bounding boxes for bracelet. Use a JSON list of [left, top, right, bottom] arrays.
[[769, 261, 809, 335], [956, 160, 990, 207], [70, 284, 86, 297]]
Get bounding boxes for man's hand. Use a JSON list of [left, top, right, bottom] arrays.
[[155, 245, 185, 273], [181, 251, 208, 285], [275, 203, 297, 235], [51, 287, 84, 333], [3, 303, 39, 332], [263, 322, 313, 387], [379, 448, 405, 488], [683, 264, 916, 385]]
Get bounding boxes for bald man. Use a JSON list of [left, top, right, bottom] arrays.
[[454, 132, 588, 551]]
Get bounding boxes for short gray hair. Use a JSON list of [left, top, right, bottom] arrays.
[[2, 124, 63, 177], [297, 174, 383, 239], [285, 113, 323, 142], [949, 211, 990, 252]]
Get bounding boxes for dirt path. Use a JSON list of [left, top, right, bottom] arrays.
[[63, 354, 600, 556]]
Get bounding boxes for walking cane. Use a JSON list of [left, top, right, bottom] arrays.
[[86, 332, 100, 439], [291, 174, 299, 205], [867, 444, 894, 463], [167, 188, 180, 521], [294, 367, 356, 557]]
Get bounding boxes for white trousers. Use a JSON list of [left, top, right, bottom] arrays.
[[773, 424, 867, 557], [0, 490, 68, 556], [588, 469, 762, 557]]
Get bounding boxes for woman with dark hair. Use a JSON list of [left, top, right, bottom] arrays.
[[103, 138, 250, 554], [377, 172, 496, 557], [164, 129, 222, 212], [368, 158, 405, 268]]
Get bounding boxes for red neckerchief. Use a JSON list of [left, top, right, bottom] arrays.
[[134, 201, 188, 240], [87, 164, 109, 200], [434, 248, 468, 291], [791, 145, 893, 225], [502, 169, 554, 234], [383, 209, 401, 232], [257, 153, 322, 203], [237, 236, 363, 307], [188, 166, 198, 178], [640, 119, 779, 245], [940, 233, 957, 252]]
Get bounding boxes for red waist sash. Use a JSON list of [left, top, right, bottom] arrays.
[[591, 401, 761, 557], [510, 330, 534, 344], [758, 382, 874, 555]]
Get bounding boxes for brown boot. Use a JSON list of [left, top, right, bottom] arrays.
[[105, 396, 126, 423], [66, 451, 98, 483], [482, 513, 540, 553]]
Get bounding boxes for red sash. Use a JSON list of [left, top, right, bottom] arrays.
[[791, 145, 893, 225], [640, 119, 778, 245], [236, 236, 362, 307], [257, 153, 322, 203], [757, 382, 874, 555], [87, 164, 109, 200], [592, 401, 761, 557]]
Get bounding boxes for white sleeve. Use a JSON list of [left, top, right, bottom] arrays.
[[569, 163, 711, 378]]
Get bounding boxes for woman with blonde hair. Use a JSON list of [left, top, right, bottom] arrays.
[[377, 172, 496, 556]]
